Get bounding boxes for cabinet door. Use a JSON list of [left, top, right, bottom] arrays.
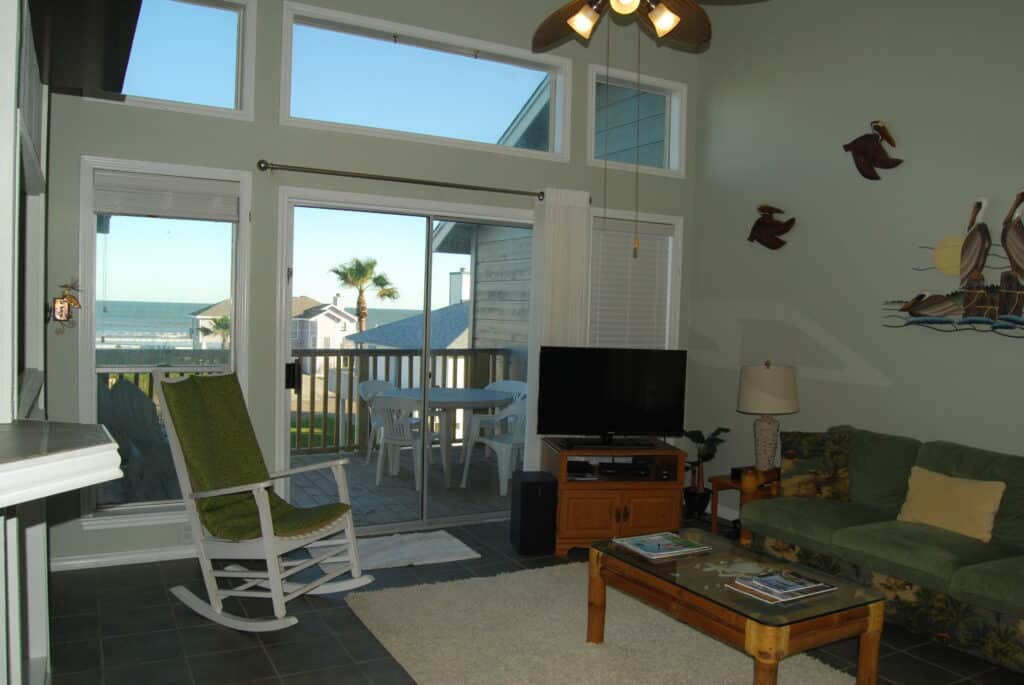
[[559, 491, 621, 540], [618, 492, 679, 536]]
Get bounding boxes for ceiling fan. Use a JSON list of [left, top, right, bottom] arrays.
[[532, 0, 751, 53]]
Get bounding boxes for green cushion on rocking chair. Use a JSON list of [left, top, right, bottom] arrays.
[[161, 373, 349, 542]]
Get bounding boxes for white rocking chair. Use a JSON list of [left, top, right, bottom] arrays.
[[155, 371, 373, 632]]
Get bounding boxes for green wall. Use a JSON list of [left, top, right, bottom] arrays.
[[690, 0, 1024, 511], [46, 0, 700, 560]]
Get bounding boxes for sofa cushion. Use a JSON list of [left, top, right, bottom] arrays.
[[916, 441, 1024, 550], [742, 497, 890, 553], [832, 521, 1011, 590], [779, 428, 851, 500], [949, 556, 1024, 616], [835, 426, 921, 516], [898, 467, 1006, 543]]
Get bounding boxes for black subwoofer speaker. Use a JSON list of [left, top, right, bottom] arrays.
[[510, 471, 557, 555]]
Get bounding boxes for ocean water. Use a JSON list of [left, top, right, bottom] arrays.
[[96, 300, 212, 346]]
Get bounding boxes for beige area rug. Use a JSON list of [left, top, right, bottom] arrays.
[[323, 531, 481, 573], [346, 563, 854, 684]]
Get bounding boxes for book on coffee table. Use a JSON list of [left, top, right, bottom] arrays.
[[728, 570, 836, 604], [612, 532, 711, 560]]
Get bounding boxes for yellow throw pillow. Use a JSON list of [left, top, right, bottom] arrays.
[[898, 466, 1006, 543]]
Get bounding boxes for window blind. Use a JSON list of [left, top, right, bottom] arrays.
[[589, 217, 674, 349], [93, 170, 240, 222]]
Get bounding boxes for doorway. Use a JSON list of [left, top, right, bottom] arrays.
[[280, 192, 533, 531]]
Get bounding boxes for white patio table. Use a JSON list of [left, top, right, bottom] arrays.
[[385, 387, 516, 486]]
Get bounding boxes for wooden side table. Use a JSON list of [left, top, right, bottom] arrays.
[[708, 474, 740, 535], [708, 467, 781, 543]]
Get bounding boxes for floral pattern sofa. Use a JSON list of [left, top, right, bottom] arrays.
[[741, 426, 1024, 673]]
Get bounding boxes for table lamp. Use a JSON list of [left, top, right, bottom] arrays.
[[737, 361, 799, 471]]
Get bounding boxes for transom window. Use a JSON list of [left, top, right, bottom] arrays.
[[589, 66, 687, 177], [283, 5, 568, 158], [121, 0, 255, 117]]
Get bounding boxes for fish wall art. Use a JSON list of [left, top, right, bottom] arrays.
[[884, 192, 1024, 337]]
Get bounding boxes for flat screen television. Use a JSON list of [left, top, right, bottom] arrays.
[[537, 346, 686, 445]]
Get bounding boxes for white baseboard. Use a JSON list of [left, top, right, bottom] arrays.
[[51, 545, 196, 572]]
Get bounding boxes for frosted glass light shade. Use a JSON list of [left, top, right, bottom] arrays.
[[649, 3, 681, 37], [567, 4, 601, 39], [737, 363, 799, 415], [609, 0, 641, 14]]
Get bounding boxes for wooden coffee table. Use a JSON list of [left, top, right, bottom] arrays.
[[588, 529, 885, 684]]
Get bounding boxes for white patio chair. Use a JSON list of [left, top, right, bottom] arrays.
[[372, 394, 447, 491], [461, 381, 527, 488], [468, 399, 527, 496], [358, 379, 397, 462], [155, 371, 373, 632]]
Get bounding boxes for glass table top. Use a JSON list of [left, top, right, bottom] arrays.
[[593, 528, 884, 627]]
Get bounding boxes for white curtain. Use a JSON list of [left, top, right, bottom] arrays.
[[524, 188, 592, 469]]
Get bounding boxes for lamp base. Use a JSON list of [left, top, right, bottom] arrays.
[[753, 415, 780, 471]]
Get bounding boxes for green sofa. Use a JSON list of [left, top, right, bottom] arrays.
[[741, 425, 1024, 673]]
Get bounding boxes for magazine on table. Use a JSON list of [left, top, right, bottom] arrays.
[[612, 532, 711, 560], [728, 569, 836, 604]]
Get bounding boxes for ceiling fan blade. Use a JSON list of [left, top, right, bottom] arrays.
[[533, 0, 593, 52], [639, 0, 712, 48]]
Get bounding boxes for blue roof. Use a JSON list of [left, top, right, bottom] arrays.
[[347, 302, 469, 349], [343, 307, 421, 329]]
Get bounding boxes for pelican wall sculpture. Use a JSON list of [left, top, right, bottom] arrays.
[[748, 205, 796, 250], [843, 121, 903, 181], [885, 193, 1024, 337]]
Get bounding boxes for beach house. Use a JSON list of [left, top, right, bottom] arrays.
[[3, 0, 1024, 683]]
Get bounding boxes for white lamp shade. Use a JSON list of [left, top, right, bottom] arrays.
[[737, 364, 799, 415]]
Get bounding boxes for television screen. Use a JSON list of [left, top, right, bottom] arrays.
[[536, 347, 687, 438]]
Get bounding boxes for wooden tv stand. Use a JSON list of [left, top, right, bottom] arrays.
[[540, 437, 687, 556]]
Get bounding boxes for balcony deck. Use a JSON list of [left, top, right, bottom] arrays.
[[291, 443, 510, 526]]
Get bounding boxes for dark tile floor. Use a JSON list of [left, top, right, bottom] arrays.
[[49, 519, 1024, 685]]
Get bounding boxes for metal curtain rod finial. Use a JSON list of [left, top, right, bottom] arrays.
[[255, 160, 544, 201]]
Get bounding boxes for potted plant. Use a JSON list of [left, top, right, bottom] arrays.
[[681, 427, 731, 519]]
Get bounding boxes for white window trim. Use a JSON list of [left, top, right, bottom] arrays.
[[77, 155, 252, 526], [587, 64, 687, 180], [84, 0, 257, 122], [280, 3, 572, 163], [588, 206, 684, 350]]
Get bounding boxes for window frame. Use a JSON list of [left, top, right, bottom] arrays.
[[77, 156, 252, 525], [587, 65, 687, 179], [280, 3, 572, 163], [587, 207, 683, 350], [87, 0, 257, 122]]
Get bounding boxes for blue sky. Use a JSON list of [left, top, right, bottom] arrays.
[[111, 0, 537, 311], [292, 208, 469, 312], [96, 217, 232, 304]]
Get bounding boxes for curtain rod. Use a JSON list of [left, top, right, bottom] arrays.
[[256, 160, 544, 201]]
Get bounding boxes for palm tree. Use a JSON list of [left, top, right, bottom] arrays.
[[200, 315, 231, 349], [329, 258, 399, 332]]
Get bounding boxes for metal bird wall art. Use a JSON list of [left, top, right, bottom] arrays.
[[886, 193, 1024, 336], [842, 121, 903, 181], [747, 205, 796, 250], [960, 197, 992, 288], [1000, 190, 1024, 281]]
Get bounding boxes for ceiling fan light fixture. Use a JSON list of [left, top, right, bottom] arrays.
[[649, 2, 681, 37], [609, 0, 641, 14], [567, 3, 601, 39]]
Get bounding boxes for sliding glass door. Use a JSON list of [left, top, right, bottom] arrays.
[[286, 204, 531, 530]]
